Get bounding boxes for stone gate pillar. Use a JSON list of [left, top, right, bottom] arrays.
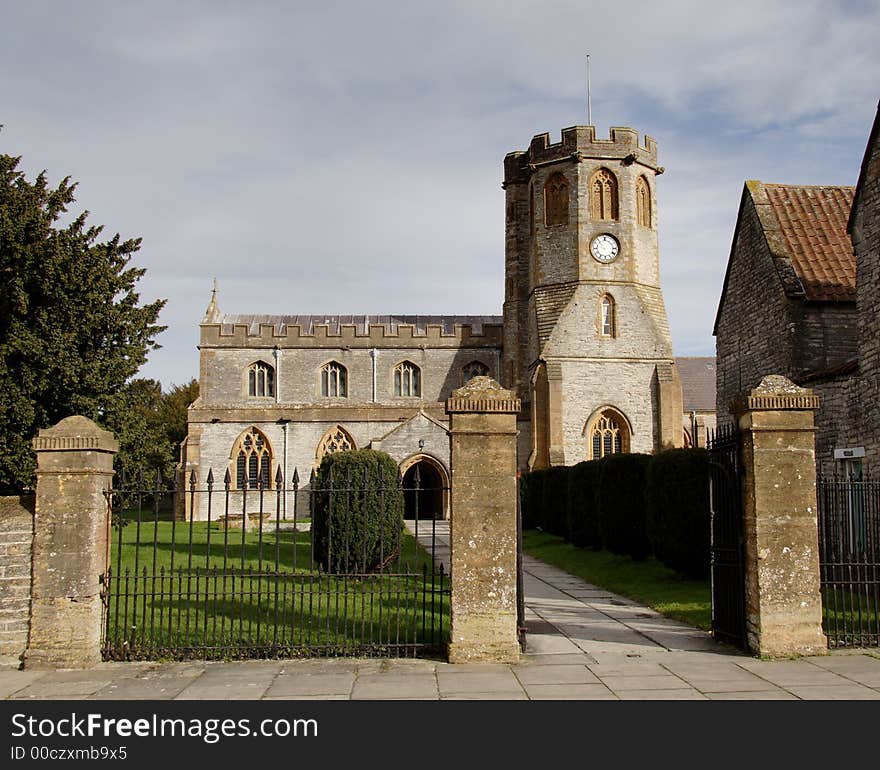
[[446, 376, 521, 663], [25, 416, 118, 668], [732, 375, 826, 657]]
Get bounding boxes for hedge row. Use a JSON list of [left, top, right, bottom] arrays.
[[521, 448, 710, 578]]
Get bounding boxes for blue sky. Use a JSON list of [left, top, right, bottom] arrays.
[[2, 1, 878, 387]]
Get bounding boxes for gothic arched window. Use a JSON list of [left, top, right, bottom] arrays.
[[636, 175, 652, 227], [543, 172, 569, 226], [393, 361, 421, 397], [600, 294, 616, 337], [233, 427, 273, 489], [462, 360, 490, 384], [590, 168, 619, 221], [320, 361, 348, 398], [316, 425, 355, 463], [587, 409, 630, 460], [247, 361, 275, 398]]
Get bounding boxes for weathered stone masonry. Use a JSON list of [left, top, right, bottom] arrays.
[[0, 495, 34, 666]]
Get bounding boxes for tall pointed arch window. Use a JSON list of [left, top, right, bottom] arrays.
[[320, 361, 348, 398], [393, 361, 421, 397], [636, 175, 652, 227], [247, 361, 275, 398], [590, 168, 619, 221], [233, 427, 273, 489], [587, 409, 630, 459], [600, 294, 616, 337], [543, 172, 569, 226], [317, 425, 355, 463]]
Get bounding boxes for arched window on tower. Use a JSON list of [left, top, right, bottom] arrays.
[[543, 172, 569, 226], [233, 427, 273, 489], [590, 168, 619, 221], [600, 294, 616, 337], [247, 361, 275, 398], [636, 175, 652, 227], [393, 361, 421, 397], [462, 360, 490, 384], [320, 361, 348, 398], [587, 409, 630, 460]]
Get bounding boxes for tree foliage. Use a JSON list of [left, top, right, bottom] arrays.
[[0, 151, 166, 491]]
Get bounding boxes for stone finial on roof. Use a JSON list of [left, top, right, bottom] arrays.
[[202, 278, 221, 323]]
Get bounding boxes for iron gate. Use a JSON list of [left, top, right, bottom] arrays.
[[817, 476, 880, 648], [101, 465, 449, 660], [708, 424, 747, 649]]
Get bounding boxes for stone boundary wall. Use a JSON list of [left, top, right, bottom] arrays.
[[0, 495, 34, 666]]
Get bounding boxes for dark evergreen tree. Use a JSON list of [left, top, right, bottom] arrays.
[[0, 151, 165, 492]]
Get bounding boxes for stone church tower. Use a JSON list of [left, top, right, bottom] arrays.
[[502, 126, 683, 469]]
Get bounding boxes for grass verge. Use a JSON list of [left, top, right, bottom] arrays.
[[522, 529, 711, 630]]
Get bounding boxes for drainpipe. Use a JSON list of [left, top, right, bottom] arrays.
[[691, 410, 698, 448], [371, 348, 378, 403], [280, 419, 289, 519], [273, 346, 280, 404]]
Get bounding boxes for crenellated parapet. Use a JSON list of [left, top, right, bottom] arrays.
[[503, 125, 660, 187], [200, 314, 504, 349]]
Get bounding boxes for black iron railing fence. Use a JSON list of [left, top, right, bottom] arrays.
[[817, 476, 880, 648], [101, 466, 449, 661]]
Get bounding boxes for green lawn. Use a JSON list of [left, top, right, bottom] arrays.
[[104, 518, 448, 660], [522, 529, 711, 630]]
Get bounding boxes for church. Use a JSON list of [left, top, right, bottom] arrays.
[[183, 123, 708, 520]]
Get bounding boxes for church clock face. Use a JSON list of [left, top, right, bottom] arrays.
[[590, 234, 620, 264]]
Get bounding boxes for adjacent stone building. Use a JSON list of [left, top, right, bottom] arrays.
[[850, 101, 880, 473], [186, 125, 704, 519], [715, 99, 880, 476]]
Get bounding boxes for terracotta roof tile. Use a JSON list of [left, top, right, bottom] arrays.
[[763, 184, 856, 301]]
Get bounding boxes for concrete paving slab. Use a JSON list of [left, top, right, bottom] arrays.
[[785, 684, 880, 700], [0, 670, 49, 698], [351, 675, 438, 700], [805, 654, 880, 684], [441, 691, 528, 700], [263, 672, 355, 698], [521, 653, 597, 666], [512, 664, 599, 685], [523, 683, 617, 700], [436, 671, 523, 695], [90, 677, 196, 700], [735, 660, 853, 686], [596, 674, 693, 691], [705, 690, 799, 700], [617, 689, 707, 700]]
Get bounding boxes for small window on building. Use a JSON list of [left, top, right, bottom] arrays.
[[233, 427, 272, 489], [588, 409, 629, 460], [600, 294, 616, 337], [320, 361, 348, 398], [544, 172, 570, 227], [462, 360, 490, 384], [636, 175, 652, 227], [247, 361, 275, 398], [590, 168, 619, 221], [393, 361, 421, 397]]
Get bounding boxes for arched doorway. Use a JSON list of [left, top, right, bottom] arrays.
[[402, 458, 447, 520]]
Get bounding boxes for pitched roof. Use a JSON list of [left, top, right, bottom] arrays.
[[762, 184, 856, 301], [675, 357, 716, 412]]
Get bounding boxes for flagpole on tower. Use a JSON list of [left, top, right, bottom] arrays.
[[587, 54, 592, 126]]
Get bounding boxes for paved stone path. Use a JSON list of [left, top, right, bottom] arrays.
[[2, 522, 879, 700]]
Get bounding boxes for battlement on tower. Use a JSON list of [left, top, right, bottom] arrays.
[[504, 126, 659, 186]]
